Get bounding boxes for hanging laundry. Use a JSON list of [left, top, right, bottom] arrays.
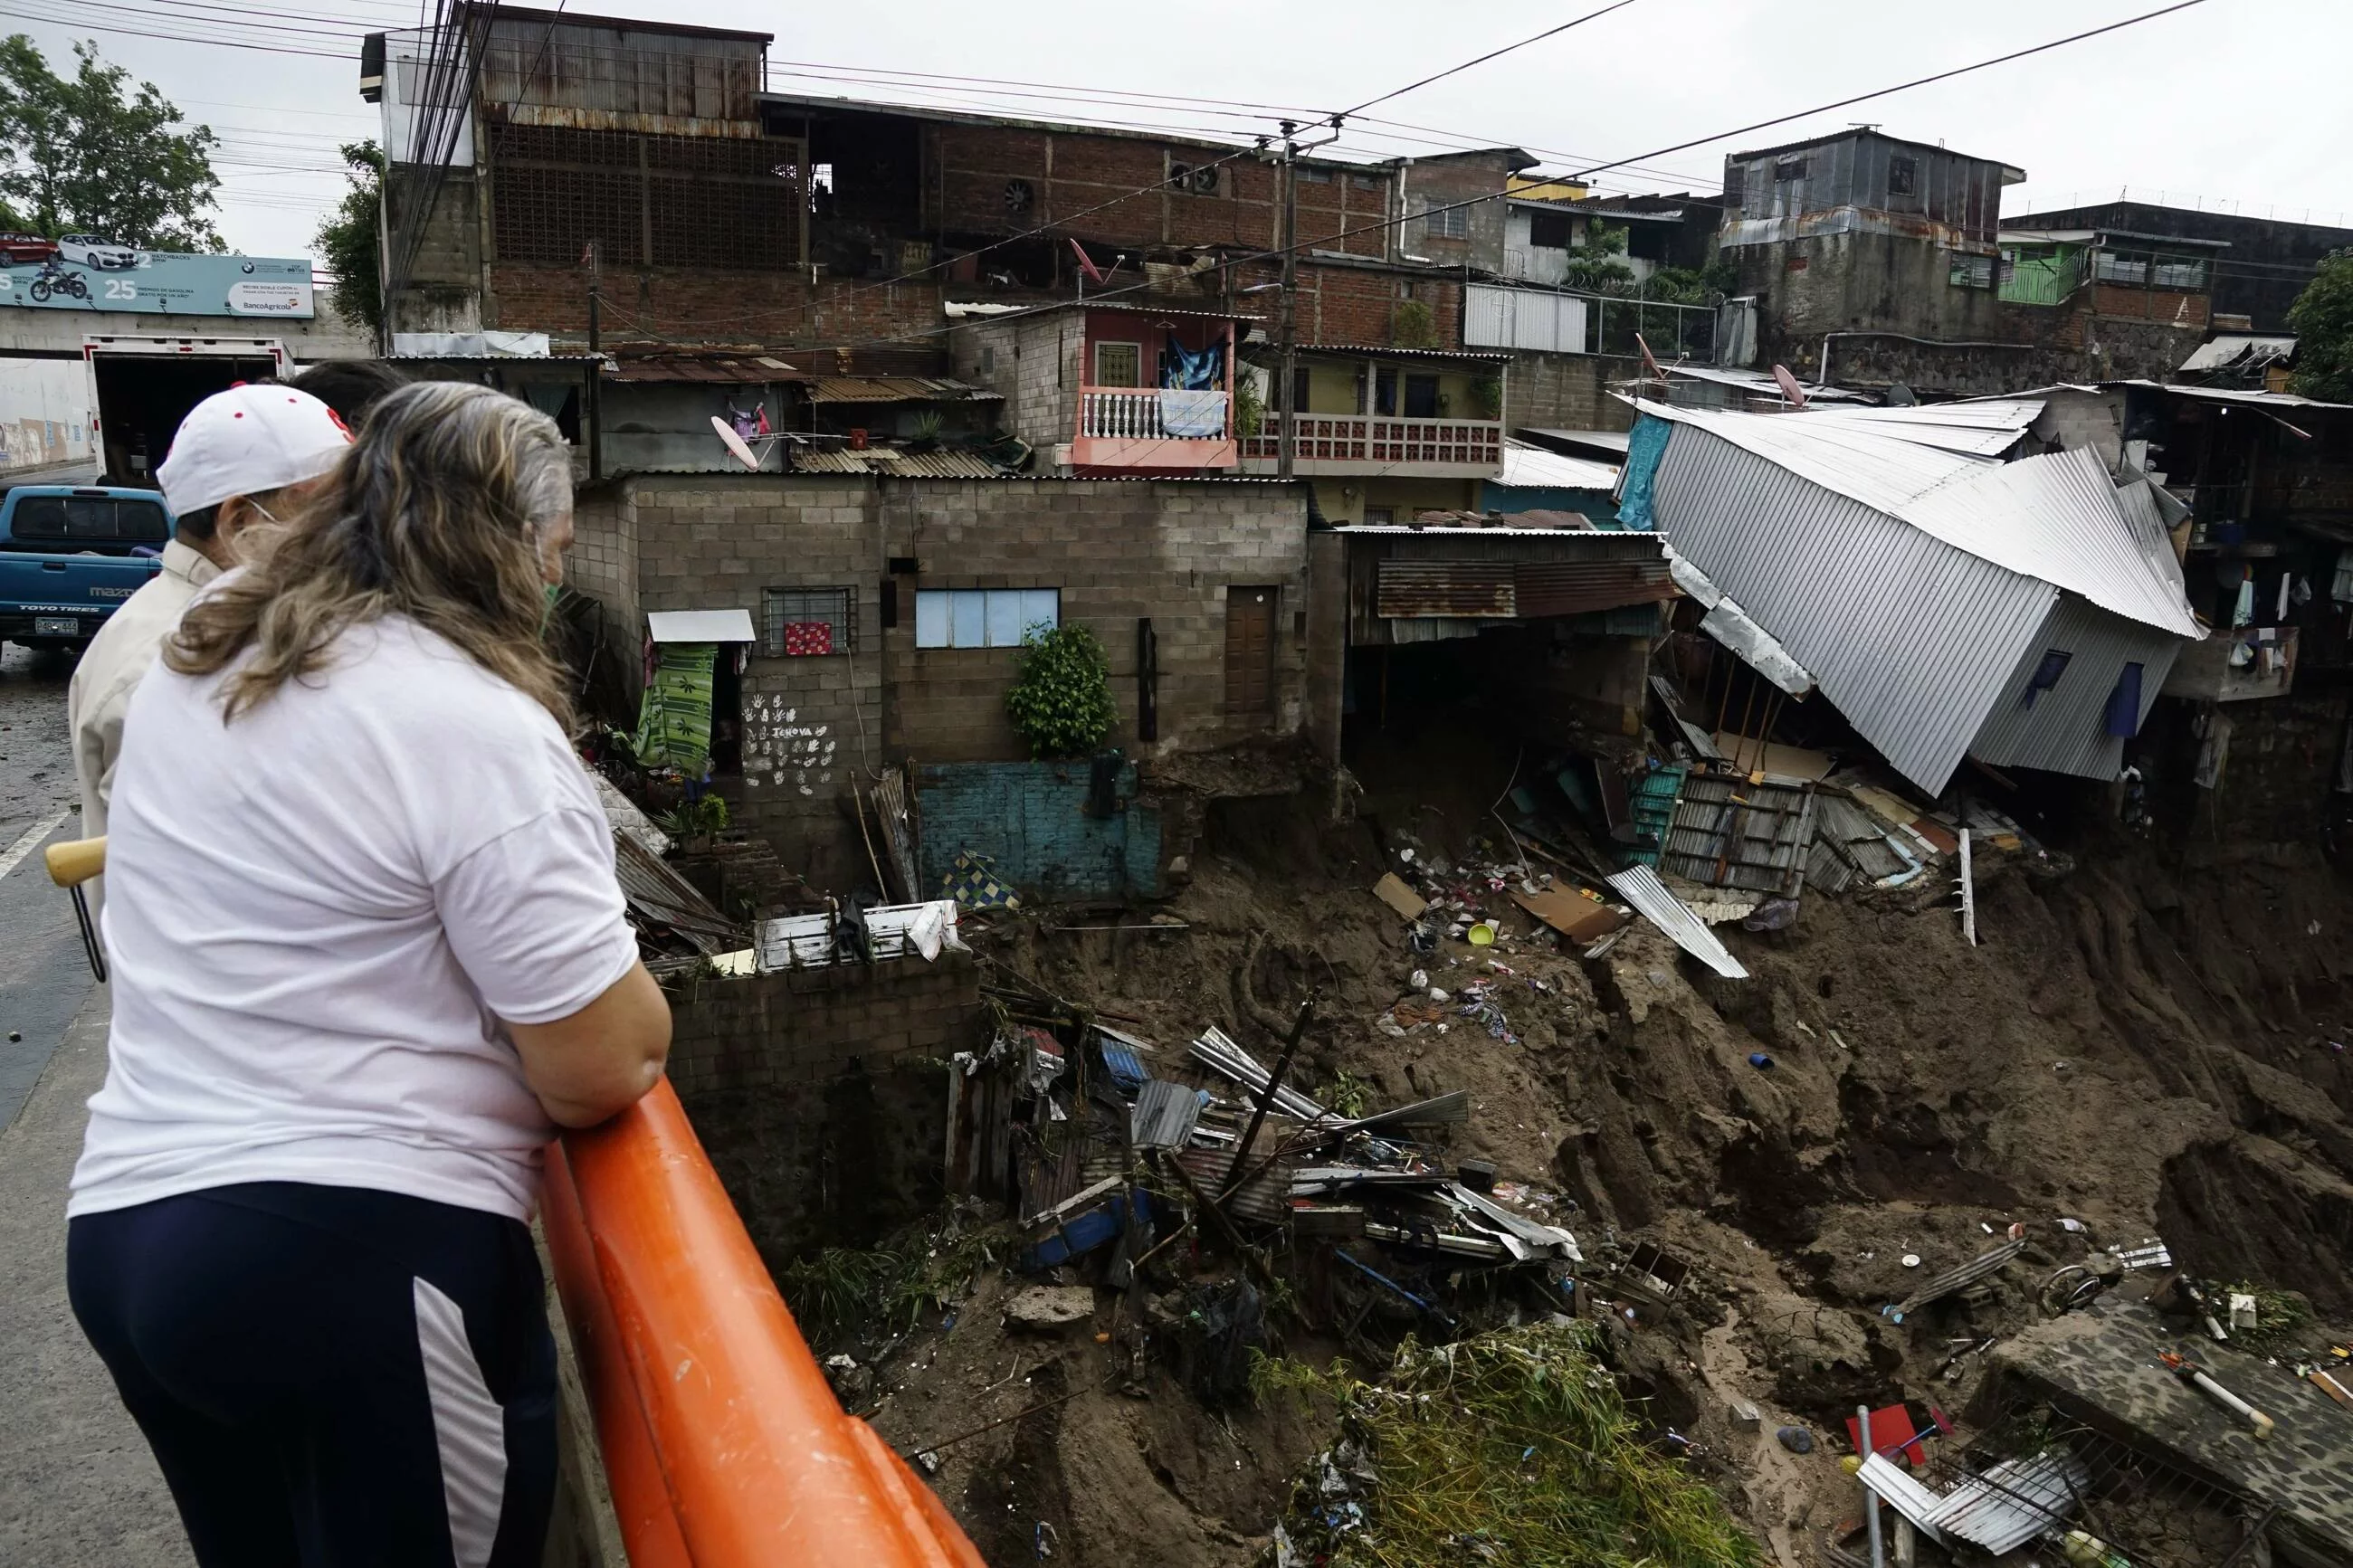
[[2276, 572, 2291, 622], [1160, 333, 1224, 391], [2292, 574, 2314, 608], [2233, 571, 2255, 628], [2333, 547, 2353, 604], [634, 641, 717, 774], [1157, 387, 1228, 438]]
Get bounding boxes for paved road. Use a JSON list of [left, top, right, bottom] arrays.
[[0, 641, 189, 1564]]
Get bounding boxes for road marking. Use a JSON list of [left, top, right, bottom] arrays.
[[0, 807, 71, 882]]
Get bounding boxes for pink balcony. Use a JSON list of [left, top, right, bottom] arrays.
[[1070, 385, 1237, 470]]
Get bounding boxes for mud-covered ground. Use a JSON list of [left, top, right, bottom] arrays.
[[847, 713, 2353, 1566]]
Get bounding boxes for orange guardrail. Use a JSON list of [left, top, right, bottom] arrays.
[[543, 1078, 985, 1568]]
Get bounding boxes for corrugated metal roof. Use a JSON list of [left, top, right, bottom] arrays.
[[1498, 440, 1620, 490], [1291, 342, 1514, 364], [646, 608, 755, 642], [1651, 422, 2058, 794], [2178, 334, 2296, 374], [791, 446, 1009, 478], [606, 352, 807, 384], [1791, 399, 2043, 458], [808, 376, 1002, 403], [1928, 1454, 2087, 1554], [1377, 558, 1517, 618], [1640, 403, 2201, 638], [1665, 365, 1873, 403], [1605, 864, 1748, 979]]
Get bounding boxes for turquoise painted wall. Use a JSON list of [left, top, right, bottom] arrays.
[[916, 760, 1162, 903]]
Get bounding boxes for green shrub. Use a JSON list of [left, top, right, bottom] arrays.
[[1005, 622, 1117, 757]]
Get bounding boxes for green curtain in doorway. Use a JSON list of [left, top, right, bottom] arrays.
[[634, 641, 716, 774]]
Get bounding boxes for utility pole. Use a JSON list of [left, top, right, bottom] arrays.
[[584, 239, 602, 482], [1276, 121, 1299, 482]]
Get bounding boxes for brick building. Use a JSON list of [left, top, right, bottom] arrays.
[[1716, 128, 2232, 394]]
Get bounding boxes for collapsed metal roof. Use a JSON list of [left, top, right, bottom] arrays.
[[1638, 404, 2198, 794], [1496, 439, 1620, 490], [1637, 401, 2201, 639]]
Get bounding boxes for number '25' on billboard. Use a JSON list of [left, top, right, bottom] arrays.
[[0, 242, 313, 318]]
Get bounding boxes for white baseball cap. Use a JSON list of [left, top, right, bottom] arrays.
[[157, 383, 352, 516]]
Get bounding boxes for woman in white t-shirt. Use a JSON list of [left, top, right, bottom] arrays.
[[67, 381, 672, 1568]]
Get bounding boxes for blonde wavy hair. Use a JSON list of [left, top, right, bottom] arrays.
[[167, 381, 576, 726]]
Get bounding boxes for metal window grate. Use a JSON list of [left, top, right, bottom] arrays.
[[488, 123, 805, 270], [763, 586, 853, 656]]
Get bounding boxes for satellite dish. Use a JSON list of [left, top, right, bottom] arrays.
[[1770, 364, 1810, 410], [712, 414, 762, 470]]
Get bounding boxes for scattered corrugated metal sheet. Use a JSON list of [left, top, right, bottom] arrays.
[[613, 832, 740, 955], [1170, 1145, 1295, 1226], [2178, 334, 2297, 375], [1187, 1027, 1331, 1125], [1664, 364, 1872, 403], [1806, 792, 1921, 893], [1858, 1455, 1955, 1546], [1376, 558, 1517, 618], [1129, 1079, 1203, 1150], [808, 376, 1002, 404], [1660, 774, 1817, 898], [1605, 864, 1749, 979], [1929, 1454, 2087, 1554], [1891, 1237, 2027, 1316]]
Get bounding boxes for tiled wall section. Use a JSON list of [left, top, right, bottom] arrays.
[[914, 759, 1162, 903], [666, 954, 985, 1260]]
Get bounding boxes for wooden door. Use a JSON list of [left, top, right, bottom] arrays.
[[1224, 585, 1277, 716]]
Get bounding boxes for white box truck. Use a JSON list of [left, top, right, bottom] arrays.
[[83, 333, 290, 486]]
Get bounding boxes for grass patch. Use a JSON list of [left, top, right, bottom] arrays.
[[2217, 1280, 2311, 1354], [1258, 1323, 1760, 1568], [776, 1210, 1005, 1350]]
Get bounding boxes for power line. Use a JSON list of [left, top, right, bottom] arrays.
[[1338, 0, 1642, 118], [1573, 0, 2214, 179], [0, 4, 355, 55]]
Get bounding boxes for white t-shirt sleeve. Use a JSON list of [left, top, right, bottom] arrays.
[[435, 803, 642, 1025]]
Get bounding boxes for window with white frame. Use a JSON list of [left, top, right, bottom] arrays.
[[1092, 341, 1142, 387], [914, 588, 1062, 649], [764, 585, 853, 656]]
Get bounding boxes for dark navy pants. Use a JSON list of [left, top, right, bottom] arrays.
[[68, 1183, 557, 1568]]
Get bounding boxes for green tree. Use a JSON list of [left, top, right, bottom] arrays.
[[314, 140, 385, 333], [1562, 223, 1636, 291], [1005, 623, 1116, 758], [0, 36, 221, 250], [2290, 250, 2353, 404]]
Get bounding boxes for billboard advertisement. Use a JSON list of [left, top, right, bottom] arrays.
[[0, 240, 313, 318]]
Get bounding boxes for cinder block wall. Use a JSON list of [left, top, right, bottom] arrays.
[[881, 478, 1312, 762], [608, 473, 1313, 888], [666, 954, 985, 1261], [914, 759, 1161, 901]]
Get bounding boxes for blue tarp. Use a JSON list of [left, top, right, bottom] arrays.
[[1615, 413, 1672, 533]]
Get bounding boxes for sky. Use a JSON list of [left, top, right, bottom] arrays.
[[14, 0, 2351, 261]]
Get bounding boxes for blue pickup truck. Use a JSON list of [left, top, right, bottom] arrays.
[[0, 486, 170, 652]]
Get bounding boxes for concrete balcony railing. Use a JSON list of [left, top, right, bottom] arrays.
[[1239, 413, 1505, 478], [1067, 385, 1236, 471]]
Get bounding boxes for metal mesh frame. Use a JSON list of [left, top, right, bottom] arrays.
[[488, 123, 805, 270], [763, 585, 854, 657]]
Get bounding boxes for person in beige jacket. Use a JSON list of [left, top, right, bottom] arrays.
[[69, 384, 351, 851]]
